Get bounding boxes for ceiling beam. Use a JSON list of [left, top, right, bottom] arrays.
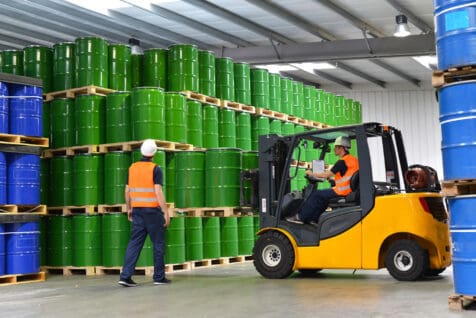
[[214, 34, 435, 64], [122, 0, 253, 47], [182, 0, 295, 44], [386, 0, 433, 33], [315, 0, 386, 38], [0, 20, 69, 45], [312, 70, 353, 89], [335, 62, 386, 88], [371, 59, 420, 87], [0, 34, 31, 48]]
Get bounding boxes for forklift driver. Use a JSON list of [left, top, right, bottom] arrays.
[[286, 136, 359, 224]]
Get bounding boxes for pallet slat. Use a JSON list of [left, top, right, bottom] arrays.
[[432, 66, 476, 88], [220, 100, 256, 114], [172, 206, 253, 217], [47, 205, 98, 215], [0, 272, 45, 286], [0, 204, 46, 214], [441, 179, 476, 197], [0, 133, 48, 147], [42, 266, 95, 276], [448, 294, 476, 311], [44, 85, 115, 102], [180, 91, 220, 106]]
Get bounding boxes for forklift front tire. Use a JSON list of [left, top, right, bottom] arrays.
[[253, 231, 295, 279]]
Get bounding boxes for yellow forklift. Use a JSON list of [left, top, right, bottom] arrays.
[[247, 123, 451, 281]]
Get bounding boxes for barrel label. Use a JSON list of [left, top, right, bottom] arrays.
[[445, 9, 470, 31]]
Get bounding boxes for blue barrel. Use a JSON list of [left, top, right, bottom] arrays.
[[439, 81, 476, 179], [7, 153, 40, 205], [8, 84, 43, 137], [0, 81, 8, 133], [0, 224, 5, 275], [435, 1, 476, 70], [0, 152, 6, 204], [448, 196, 476, 295], [5, 222, 40, 275]]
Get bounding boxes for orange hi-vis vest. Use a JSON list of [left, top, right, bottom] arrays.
[[333, 154, 359, 196], [128, 161, 159, 208]]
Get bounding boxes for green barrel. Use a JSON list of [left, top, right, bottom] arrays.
[[46, 216, 72, 266], [131, 53, 143, 89], [72, 215, 102, 266], [297, 167, 307, 190], [132, 149, 167, 199], [23, 45, 53, 93], [205, 148, 242, 207], [168, 44, 199, 92], [73, 154, 104, 205], [280, 77, 292, 115], [165, 92, 187, 143], [253, 215, 260, 242], [165, 217, 186, 264], [316, 99, 325, 123], [50, 98, 75, 148], [104, 152, 131, 205], [131, 87, 165, 140], [199, 50, 216, 97], [234, 62, 251, 105], [238, 216, 254, 255], [334, 95, 345, 126], [344, 98, 353, 125], [325, 92, 336, 126], [293, 125, 306, 161], [75, 37, 108, 87], [175, 151, 205, 208], [0, 50, 24, 75], [136, 236, 153, 266], [242, 151, 258, 205], [39, 216, 47, 266], [202, 217, 221, 259], [251, 116, 270, 151], [218, 108, 236, 148], [186, 100, 203, 147], [75, 94, 105, 146], [281, 121, 295, 135], [236, 112, 252, 151], [292, 81, 304, 118], [185, 217, 203, 261], [40, 158, 49, 205], [105, 91, 131, 143], [165, 152, 175, 202], [202, 104, 219, 148], [269, 73, 281, 112], [102, 213, 131, 267], [108, 44, 131, 91], [220, 217, 238, 257], [353, 101, 362, 123], [269, 119, 282, 135], [143, 48, 167, 89], [43, 101, 50, 139], [49, 156, 73, 207], [251, 68, 270, 109], [215, 57, 235, 101], [290, 166, 298, 191], [53, 42, 76, 91], [303, 85, 317, 121]]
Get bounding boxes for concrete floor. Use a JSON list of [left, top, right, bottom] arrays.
[[1, 263, 474, 318]]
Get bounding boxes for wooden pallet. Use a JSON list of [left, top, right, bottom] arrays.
[[441, 179, 476, 197], [0, 133, 48, 147], [98, 204, 127, 213], [0, 204, 46, 214], [165, 262, 192, 273], [42, 145, 100, 158], [220, 100, 256, 114], [47, 205, 98, 215], [42, 266, 96, 276], [44, 85, 115, 102], [180, 91, 220, 106], [432, 65, 476, 88], [311, 121, 325, 129], [172, 206, 253, 217], [255, 108, 288, 121], [95, 266, 155, 276], [286, 115, 299, 123], [0, 272, 45, 286], [448, 294, 476, 311]]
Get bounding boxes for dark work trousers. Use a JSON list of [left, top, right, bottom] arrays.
[[120, 207, 165, 282], [299, 188, 339, 223]]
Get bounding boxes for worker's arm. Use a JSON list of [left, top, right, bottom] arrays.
[[125, 185, 132, 222], [155, 184, 169, 227], [305, 169, 334, 180]]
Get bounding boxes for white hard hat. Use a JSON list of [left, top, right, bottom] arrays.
[[140, 139, 157, 157], [334, 136, 351, 149]]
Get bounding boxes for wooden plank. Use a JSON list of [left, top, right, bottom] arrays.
[[448, 294, 476, 311], [44, 85, 115, 102], [0, 133, 48, 147], [0, 272, 45, 286], [432, 66, 476, 88], [98, 205, 127, 213], [172, 206, 253, 217], [42, 266, 95, 276], [47, 205, 98, 215], [0, 204, 46, 214], [220, 100, 256, 114], [180, 91, 220, 106], [441, 179, 476, 197]]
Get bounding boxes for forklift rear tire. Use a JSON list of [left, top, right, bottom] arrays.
[[253, 231, 295, 279], [385, 240, 428, 281]]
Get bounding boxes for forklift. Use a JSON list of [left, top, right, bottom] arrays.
[[245, 122, 451, 281]]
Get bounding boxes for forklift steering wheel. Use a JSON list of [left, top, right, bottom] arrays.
[[305, 174, 322, 184]]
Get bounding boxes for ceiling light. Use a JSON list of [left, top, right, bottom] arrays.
[[290, 62, 337, 74], [255, 64, 297, 73], [393, 14, 411, 37], [412, 56, 438, 70]]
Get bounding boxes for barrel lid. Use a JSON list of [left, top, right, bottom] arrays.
[[168, 43, 198, 50], [206, 147, 243, 152], [0, 49, 22, 53], [24, 44, 52, 50], [144, 47, 167, 52], [234, 61, 250, 65], [75, 36, 108, 42], [132, 86, 165, 92], [109, 90, 131, 95], [53, 42, 75, 46], [216, 56, 234, 61], [199, 50, 216, 55]]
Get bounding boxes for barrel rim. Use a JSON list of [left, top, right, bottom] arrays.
[[143, 48, 168, 53], [206, 147, 243, 152], [53, 42, 76, 47], [75, 36, 109, 42], [132, 86, 165, 92], [168, 43, 198, 50], [23, 45, 52, 50]]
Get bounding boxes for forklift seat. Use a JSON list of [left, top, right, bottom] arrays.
[[328, 171, 360, 208]]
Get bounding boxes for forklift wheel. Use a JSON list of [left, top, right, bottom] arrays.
[[385, 240, 428, 281], [253, 231, 295, 279]]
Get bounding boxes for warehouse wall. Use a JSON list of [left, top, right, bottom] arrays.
[[330, 83, 443, 182]]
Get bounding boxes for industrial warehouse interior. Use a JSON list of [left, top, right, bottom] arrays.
[[0, 0, 475, 316]]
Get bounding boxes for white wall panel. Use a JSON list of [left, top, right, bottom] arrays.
[[333, 88, 443, 181]]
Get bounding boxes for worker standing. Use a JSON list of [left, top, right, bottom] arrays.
[[119, 139, 170, 287]]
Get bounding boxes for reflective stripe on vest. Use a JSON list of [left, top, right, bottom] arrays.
[[333, 154, 359, 196], [128, 161, 159, 208]]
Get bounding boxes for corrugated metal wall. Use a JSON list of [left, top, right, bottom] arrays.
[[333, 87, 443, 181]]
